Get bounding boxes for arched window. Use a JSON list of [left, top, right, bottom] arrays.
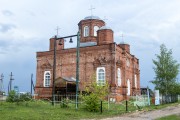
[[134, 74, 137, 88], [127, 79, 130, 95], [126, 59, 130, 67], [94, 26, 99, 36], [117, 68, 121, 86], [44, 71, 51, 87], [96, 67, 105, 86], [84, 26, 89, 37]]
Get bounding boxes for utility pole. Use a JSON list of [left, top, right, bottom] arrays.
[[0, 73, 4, 93], [75, 31, 80, 109], [9, 72, 14, 92], [52, 35, 57, 105], [31, 74, 34, 97], [147, 86, 150, 106]]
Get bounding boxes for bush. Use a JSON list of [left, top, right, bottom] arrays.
[[6, 91, 32, 103], [6, 90, 19, 102], [60, 98, 69, 108], [19, 93, 31, 101], [82, 82, 109, 112], [83, 93, 100, 112]]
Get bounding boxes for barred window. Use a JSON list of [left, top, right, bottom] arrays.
[[96, 67, 105, 86], [134, 74, 137, 88], [117, 68, 121, 86], [84, 26, 89, 37], [44, 71, 51, 87], [127, 79, 130, 95]]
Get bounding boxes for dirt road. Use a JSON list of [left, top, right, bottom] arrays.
[[102, 104, 180, 120]]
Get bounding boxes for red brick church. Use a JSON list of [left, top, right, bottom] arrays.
[[34, 15, 140, 102]]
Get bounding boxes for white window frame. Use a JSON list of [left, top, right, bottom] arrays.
[[96, 67, 105, 86], [127, 79, 130, 96], [44, 71, 51, 87], [117, 68, 121, 86], [84, 26, 89, 37], [134, 74, 137, 88], [94, 26, 99, 36]]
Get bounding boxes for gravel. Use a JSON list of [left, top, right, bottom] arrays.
[[101, 104, 180, 120]]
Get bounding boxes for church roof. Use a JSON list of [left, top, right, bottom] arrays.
[[120, 41, 129, 45], [55, 77, 76, 87], [84, 15, 101, 20], [99, 25, 111, 30], [80, 42, 97, 47], [62, 77, 76, 82]]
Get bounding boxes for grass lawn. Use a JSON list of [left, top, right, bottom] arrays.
[[156, 114, 180, 120], [142, 101, 180, 112], [0, 100, 179, 120], [0, 100, 129, 120]]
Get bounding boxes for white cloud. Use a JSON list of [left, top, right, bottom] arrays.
[[2, 10, 13, 16]]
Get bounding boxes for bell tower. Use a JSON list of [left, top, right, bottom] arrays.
[[78, 16, 105, 43]]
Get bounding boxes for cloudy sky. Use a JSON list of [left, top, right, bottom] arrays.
[[0, 0, 180, 93]]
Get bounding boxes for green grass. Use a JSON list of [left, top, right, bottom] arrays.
[[142, 101, 180, 112], [0, 100, 130, 120], [156, 114, 180, 120], [0, 100, 179, 120]]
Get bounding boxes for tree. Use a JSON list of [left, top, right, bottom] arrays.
[[152, 44, 180, 95], [169, 82, 180, 94], [82, 82, 109, 112]]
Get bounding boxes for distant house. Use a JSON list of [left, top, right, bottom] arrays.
[[140, 86, 153, 97], [35, 15, 140, 102], [0, 91, 6, 101]]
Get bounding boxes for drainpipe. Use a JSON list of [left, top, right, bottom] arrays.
[[114, 43, 116, 87]]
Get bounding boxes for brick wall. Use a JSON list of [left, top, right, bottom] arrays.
[[35, 17, 140, 102]]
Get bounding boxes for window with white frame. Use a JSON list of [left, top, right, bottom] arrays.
[[134, 74, 137, 88], [84, 26, 89, 37], [127, 79, 130, 95], [96, 67, 105, 86], [117, 68, 121, 86], [94, 26, 99, 36], [44, 71, 51, 87]]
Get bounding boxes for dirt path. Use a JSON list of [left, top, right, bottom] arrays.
[[101, 104, 180, 120]]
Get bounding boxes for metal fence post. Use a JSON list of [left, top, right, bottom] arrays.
[[100, 100, 103, 113], [126, 100, 128, 112], [108, 96, 109, 110], [76, 31, 80, 109]]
